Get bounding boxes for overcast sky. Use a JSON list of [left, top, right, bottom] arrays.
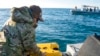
[[0, 0, 100, 8]]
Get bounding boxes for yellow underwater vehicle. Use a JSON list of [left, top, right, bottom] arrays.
[[37, 43, 62, 56]]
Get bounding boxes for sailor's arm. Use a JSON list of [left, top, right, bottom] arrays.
[[21, 28, 43, 56]]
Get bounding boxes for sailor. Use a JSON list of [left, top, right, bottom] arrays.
[[75, 6, 77, 10], [94, 7, 96, 12], [90, 8, 92, 12], [0, 5, 44, 56]]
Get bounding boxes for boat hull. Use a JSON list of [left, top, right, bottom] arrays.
[[72, 10, 100, 15]]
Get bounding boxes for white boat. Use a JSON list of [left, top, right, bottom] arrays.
[[65, 34, 100, 56], [72, 5, 100, 15]]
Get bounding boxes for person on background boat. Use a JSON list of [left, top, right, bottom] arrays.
[[90, 8, 92, 12], [75, 6, 77, 10], [0, 5, 44, 56], [86, 8, 88, 12], [94, 7, 96, 12]]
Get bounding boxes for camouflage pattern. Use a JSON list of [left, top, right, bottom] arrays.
[[0, 6, 43, 56]]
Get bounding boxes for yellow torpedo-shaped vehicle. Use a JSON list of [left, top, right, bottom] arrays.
[[37, 43, 62, 56]]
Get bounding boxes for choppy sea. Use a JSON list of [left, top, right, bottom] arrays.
[[0, 8, 100, 52]]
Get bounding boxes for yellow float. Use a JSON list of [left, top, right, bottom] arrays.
[[37, 42, 62, 56]]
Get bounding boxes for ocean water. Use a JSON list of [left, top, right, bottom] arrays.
[[0, 8, 100, 52]]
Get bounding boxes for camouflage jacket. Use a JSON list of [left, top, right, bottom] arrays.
[[0, 7, 42, 56]]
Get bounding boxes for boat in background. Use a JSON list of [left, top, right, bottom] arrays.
[[71, 5, 100, 15]]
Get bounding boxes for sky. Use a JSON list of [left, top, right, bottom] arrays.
[[0, 0, 100, 8]]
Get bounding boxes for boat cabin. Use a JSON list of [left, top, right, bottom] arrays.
[[72, 5, 100, 15], [82, 5, 99, 12]]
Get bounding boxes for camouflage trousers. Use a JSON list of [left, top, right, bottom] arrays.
[[0, 43, 43, 56]]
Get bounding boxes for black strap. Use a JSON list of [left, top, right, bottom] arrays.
[[28, 8, 33, 19]]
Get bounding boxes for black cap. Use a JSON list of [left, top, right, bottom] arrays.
[[30, 5, 43, 22]]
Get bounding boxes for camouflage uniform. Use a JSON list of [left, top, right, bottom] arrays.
[[0, 7, 43, 56]]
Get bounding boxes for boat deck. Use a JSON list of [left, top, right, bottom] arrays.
[[0, 32, 6, 54], [72, 10, 100, 15]]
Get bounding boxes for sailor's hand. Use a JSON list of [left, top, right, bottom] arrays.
[[42, 52, 46, 56]]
